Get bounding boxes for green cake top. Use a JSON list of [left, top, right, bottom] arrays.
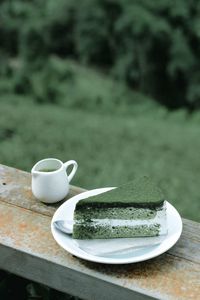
[[76, 176, 165, 209]]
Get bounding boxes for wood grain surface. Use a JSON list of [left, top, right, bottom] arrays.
[[0, 164, 199, 300]]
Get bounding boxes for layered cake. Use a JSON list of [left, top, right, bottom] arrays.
[[73, 176, 167, 239]]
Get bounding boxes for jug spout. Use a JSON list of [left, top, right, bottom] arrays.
[[31, 163, 41, 178], [31, 170, 40, 178]]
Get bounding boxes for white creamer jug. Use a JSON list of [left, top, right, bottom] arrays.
[[31, 158, 78, 203]]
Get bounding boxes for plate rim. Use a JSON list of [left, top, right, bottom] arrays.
[[51, 187, 183, 264]]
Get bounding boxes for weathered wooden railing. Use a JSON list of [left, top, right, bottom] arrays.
[[0, 164, 199, 300]]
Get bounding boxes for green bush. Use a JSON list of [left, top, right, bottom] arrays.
[[1, 56, 158, 114], [1, 0, 200, 109]]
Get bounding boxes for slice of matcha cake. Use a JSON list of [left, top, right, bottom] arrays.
[[73, 176, 167, 239]]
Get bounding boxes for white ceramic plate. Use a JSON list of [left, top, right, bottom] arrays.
[[51, 188, 182, 264]]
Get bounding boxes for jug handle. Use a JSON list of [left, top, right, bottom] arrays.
[[64, 160, 78, 183]]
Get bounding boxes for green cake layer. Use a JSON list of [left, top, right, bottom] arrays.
[[74, 207, 157, 221], [73, 176, 166, 239], [73, 223, 161, 239]]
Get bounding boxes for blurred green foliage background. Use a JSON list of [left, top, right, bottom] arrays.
[[0, 0, 200, 224], [1, 1, 200, 299]]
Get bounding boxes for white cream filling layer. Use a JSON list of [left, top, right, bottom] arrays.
[[78, 204, 167, 235]]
